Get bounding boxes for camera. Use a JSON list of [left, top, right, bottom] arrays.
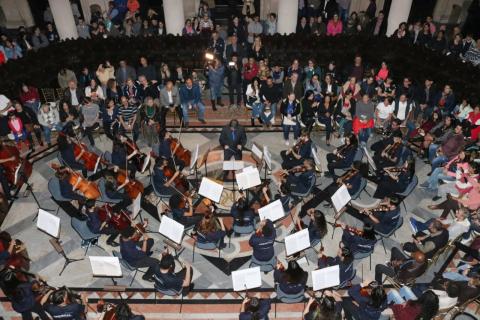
[[228, 61, 235, 67]]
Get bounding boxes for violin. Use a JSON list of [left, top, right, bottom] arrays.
[[337, 168, 358, 186], [0, 142, 32, 187], [280, 165, 307, 177], [96, 204, 130, 231], [51, 163, 101, 199], [292, 138, 305, 153], [332, 223, 364, 237], [114, 168, 144, 200], [381, 142, 402, 160], [97, 300, 116, 320]]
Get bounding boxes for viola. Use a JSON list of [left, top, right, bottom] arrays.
[[97, 300, 116, 320], [0, 143, 32, 187], [169, 137, 192, 167], [115, 169, 144, 200], [97, 204, 130, 231], [51, 163, 101, 199], [360, 287, 370, 297]]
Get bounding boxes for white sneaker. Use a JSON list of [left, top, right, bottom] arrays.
[[285, 140, 290, 146]]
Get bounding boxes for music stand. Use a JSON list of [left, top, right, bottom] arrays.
[[223, 159, 244, 202], [197, 148, 210, 178], [159, 215, 185, 258], [262, 146, 272, 181], [89, 256, 123, 286], [25, 177, 55, 221], [50, 238, 84, 276]]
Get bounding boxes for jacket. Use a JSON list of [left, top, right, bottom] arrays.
[[159, 86, 181, 107], [179, 83, 202, 105]]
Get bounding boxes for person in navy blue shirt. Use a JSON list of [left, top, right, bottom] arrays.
[[168, 194, 203, 228], [280, 130, 313, 170], [85, 200, 120, 247], [373, 159, 415, 199], [373, 131, 403, 172], [156, 130, 186, 171], [57, 134, 87, 177], [112, 136, 137, 179], [153, 250, 193, 295], [55, 168, 86, 216], [231, 194, 255, 228], [239, 297, 271, 320], [340, 222, 377, 256], [349, 197, 401, 235], [194, 213, 227, 249], [110, 302, 145, 320], [274, 183, 292, 213], [274, 260, 308, 295], [249, 219, 276, 262], [325, 134, 358, 178], [219, 119, 247, 160], [102, 98, 119, 140], [341, 281, 388, 320], [296, 208, 328, 245], [6, 277, 50, 320], [120, 226, 158, 281], [281, 159, 315, 195], [41, 287, 87, 320], [318, 245, 355, 288]]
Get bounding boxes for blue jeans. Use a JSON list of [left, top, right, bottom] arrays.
[[428, 143, 448, 171], [261, 111, 274, 125], [210, 82, 223, 100], [24, 100, 41, 113], [251, 102, 263, 118], [283, 123, 300, 141], [181, 100, 205, 123], [443, 264, 471, 281], [358, 127, 372, 145], [318, 115, 333, 140], [410, 218, 434, 233], [43, 123, 63, 144], [387, 286, 417, 305], [13, 128, 28, 142], [428, 167, 455, 190], [339, 7, 349, 23]]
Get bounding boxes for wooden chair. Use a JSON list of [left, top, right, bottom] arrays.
[[40, 88, 57, 103]]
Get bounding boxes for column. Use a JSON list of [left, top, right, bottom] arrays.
[[49, 0, 78, 40], [164, 0, 185, 35], [277, 0, 298, 35], [386, 0, 413, 36]]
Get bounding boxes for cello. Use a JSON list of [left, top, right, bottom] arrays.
[[0, 141, 33, 187], [59, 132, 101, 173], [114, 168, 144, 200], [50, 163, 101, 200], [122, 136, 150, 173], [96, 204, 130, 231], [168, 125, 191, 167]]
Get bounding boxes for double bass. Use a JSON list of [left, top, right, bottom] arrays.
[[50, 163, 101, 199], [0, 142, 32, 187], [169, 123, 191, 167], [72, 141, 101, 172]]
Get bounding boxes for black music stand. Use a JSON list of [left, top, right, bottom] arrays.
[[24, 179, 55, 221], [50, 238, 84, 276]]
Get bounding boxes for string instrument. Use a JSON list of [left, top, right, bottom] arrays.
[[98, 301, 116, 320], [169, 137, 191, 167], [96, 204, 130, 231], [120, 209, 148, 242], [163, 164, 189, 195], [381, 142, 402, 160], [334, 143, 350, 159], [50, 163, 100, 199], [0, 142, 32, 187], [124, 139, 150, 173], [292, 138, 305, 153], [280, 164, 307, 177], [360, 203, 391, 214], [337, 168, 358, 186], [72, 140, 101, 172], [331, 222, 364, 237], [115, 168, 144, 200]]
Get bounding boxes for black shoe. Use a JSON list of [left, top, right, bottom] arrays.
[[251, 118, 255, 126], [216, 98, 224, 107], [211, 100, 217, 111], [107, 241, 119, 247], [142, 274, 154, 282], [432, 196, 441, 201]]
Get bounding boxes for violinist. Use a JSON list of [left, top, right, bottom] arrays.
[[41, 287, 87, 320], [339, 222, 377, 257], [230, 194, 255, 230], [119, 226, 158, 282], [303, 293, 340, 320], [296, 208, 328, 245], [318, 244, 354, 288], [194, 213, 227, 249], [349, 196, 401, 235], [219, 119, 247, 160], [152, 250, 193, 295], [280, 159, 315, 195], [239, 296, 271, 320], [249, 219, 276, 264], [280, 130, 313, 170], [373, 159, 415, 199], [325, 134, 358, 178], [84, 200, 120, 247], [373, 131, 403, 172], [340, 280, 387, 320], [370, 118, 402, 155], [107, 302, 145, 320], [157, 130, 186, 171], [55, 167, 86, 212], [273, 260, 308, 295], [0, 231, 17, 265], [103, 169, 132, 207], [323, 161, 368, 201], [112, 137, 137, 179], [168, 194, 202, 228], [153, 157, 181, 196], [57, 134, 87, 177]]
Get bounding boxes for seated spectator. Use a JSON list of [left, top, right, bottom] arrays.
[[388, 289, 439, 320], [375, 97, 394, 129], [326, 13, 343, 36], [3, 40, 22, 60], [375, 250, 427, 284], [403, 219, 449, 259], [37, 103, 61, 146], [31, 27, 49, 51]]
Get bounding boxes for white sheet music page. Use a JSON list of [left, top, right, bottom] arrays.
[[223, 160, 244, 170], [190, 144, 199, 170], [37, 209, 60, 238], [236, 167, 261, 190], [263, 146, 272, 170], [231, 267, 262, 291], [331, 184, 351, 213], [159, 215, 185, 244], [251, 143, 263, 160], [312, 265, 340, 291], [285, 228, 310, 256], [198, 177, 224, 203], [89, 256, 122, 277], [258, 199, 285, 222]]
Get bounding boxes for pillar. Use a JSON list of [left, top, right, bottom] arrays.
[[277, 0, 298, 35], [163, 0, 185, 35], [49, 0, 78, 40], [386, 0, 413, 36]]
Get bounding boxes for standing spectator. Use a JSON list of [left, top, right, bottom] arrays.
[[179, 78, 206, 127], [78, 67, 96, 89], [226, 54, 242, 108], [208, 31, 225, 57], [353, 94, 375, 146], [265, 13, 277, 35], [76, 18, 90, 39], [225, 34, 246, 61], [43, 6, 54, 24], [228, 16, 246, 45], [370, 10, 387, 36], [319, 0, 338, 21], [127, 0, 139, 14], [247, 15, 263, 44], [242, 0, 255, 16], [199, 14, 214, 35], [207, 57, 225, 111], [297, 16, 311, 34], [182, 19, 196, 36], [80, 98, 100, 146], [57, 68, 77, 89], [327, 13, 343, 36], [365, 0, 377, 20], [338, 0, 351, 23], [115, 60, 136, 87], [31, 27, 49, 51]]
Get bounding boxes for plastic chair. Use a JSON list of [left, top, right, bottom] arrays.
[[274, 284, 305, 318], [48, 177, 74, 215], [290, 175, 316, 203], [112, 250, 146, 286], [71, 217, 102, 256], [104, 151, 112, 163], [350, 177, 367, 200], [249, 255, 276, 273], [154, 282, 184, 312], [396, 175, 418, 213], [150, 175, 172, 207], [353, 147, 365, 162], [353, 249, 373, 270], [375, 216, 403, 254], [99, 178, 122, 204], [192, 233, 222, 262]]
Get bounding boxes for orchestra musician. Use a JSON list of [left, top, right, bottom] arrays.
[[152, 249, 193, 295], [296, 208, 328, 245], [230, 194, 255, 230], [40, 287, 88, 320], [168, 194, 202, 228], [325, 134, 358, 178], [370, 118, 402, 155], [239, 296, 271, 320], [340, 280, 388, 320], [374, 250, 427, 284], [280, 130, 313, 170], [373, 159, 415, 199], [112, 136, 137, 179], [318, 244, 354, 288], [349, 196, 401, 235], [280, 158, 316, 195], [55, 167, 86, 213], [339, 222, 377, 257], [249, 219, 276, 264], [373, 131, 404, 171], [303, 294, 339, 320], [106, 302, 145, 320], [0, 162, 13, 201], [219, 119, 247, 161], [157, 130, 186, 171], [152, 157, 188, 197], [102, 169, 132, 209], [84, 200, 120, 247], [193, 213, 227, 249], [273, 260, 308, 295], [57, 134, 88, 177], [119, 226, 158, 282]]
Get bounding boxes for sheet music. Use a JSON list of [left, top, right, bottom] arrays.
[[363, 146, 376, 171], [190, 144, 199, 170], [285, 229, 310, 256], [251, 143, 263, 160], [312, 265, 340, 291], [159, 215, 185, 244], [37, 209, 60, 238], [312, 147, 321, 168], [282, 116, 296, 126], [331, 184, 351, 213], [131, 194, 141, 219], [94, 156, 101, 174], [223, 160, 244, 170], [231, 267, 262, 291], [14, 164, 20, 185], [141, 153, 151, 173], [236, 167, 261, 190], [263, 146, 272, 170], [258, 199, 285, 222], [198, 178, 224, 203], [89, 256, 122, 277]]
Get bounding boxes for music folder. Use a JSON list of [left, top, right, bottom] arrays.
[[89, 256, 122, 278], [198, 177, 224, 203], [36, 209, 60, 238], [285, 229, 310, 256], [311, 265, 340, 291], [258, 199, 285, 222], [236, 166, 261, 190], [223, 160, 245, 171], [231, 267, 262, 291], [263, 146, 272, 170], [331, 184, 351, 213], [159, 215, 185, 245]]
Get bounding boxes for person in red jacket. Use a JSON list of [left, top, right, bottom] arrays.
[[19, 84, 40, 112]]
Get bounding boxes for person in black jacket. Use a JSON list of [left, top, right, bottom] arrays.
[[226, 54, 242, 108], [280, 93, 301, 145], [280, 130, 313, 170], [260, 77, 281, 125], [219, 119, 247, 160], [84, 199, 120, 247]]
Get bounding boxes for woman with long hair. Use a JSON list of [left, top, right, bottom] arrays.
[[195, 213, 227, 249], [245, 77, 262, 126], [274, 260, 308, 295], [389, 289, 439, 320]]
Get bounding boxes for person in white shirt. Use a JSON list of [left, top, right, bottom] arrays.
[[84, 79, 104, 100], [265, 13, 277, 35], [409, 208, 470, 241], [375, 96, 394, 129], [393, 94, 416, 137]]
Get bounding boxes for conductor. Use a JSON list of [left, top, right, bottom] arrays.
[[219, 119, 247, 160]]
